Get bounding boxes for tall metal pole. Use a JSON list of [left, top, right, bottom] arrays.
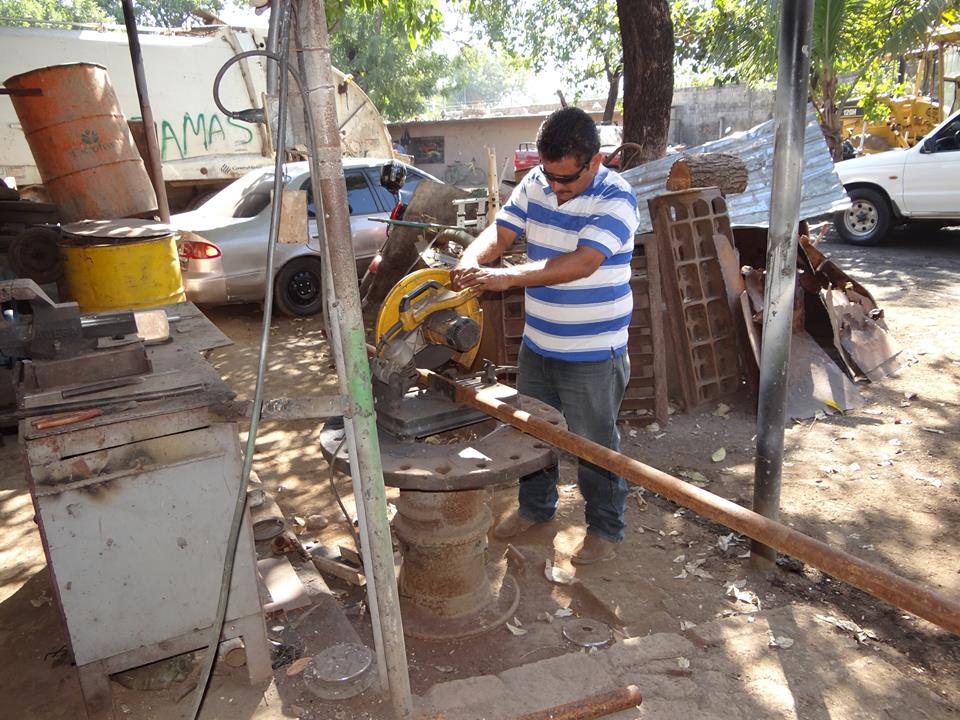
[[751, 0, 814, 569], [295, 1, 413, 716], [120, 0, 170, 223]]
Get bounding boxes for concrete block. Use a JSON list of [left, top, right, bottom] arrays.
[[498, 652, 616, 711]]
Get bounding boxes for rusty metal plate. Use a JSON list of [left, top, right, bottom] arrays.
[[319, 394, 564, 491]]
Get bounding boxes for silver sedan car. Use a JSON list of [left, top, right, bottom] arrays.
[[170, 158, 442, 316]]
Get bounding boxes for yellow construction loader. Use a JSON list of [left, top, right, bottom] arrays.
[[841, 26, 959, 155]]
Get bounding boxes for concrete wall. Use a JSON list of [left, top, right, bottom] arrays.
[[391, 109, 618, 185], [669, 85, 775, 147], [389, 85, 775, 182]]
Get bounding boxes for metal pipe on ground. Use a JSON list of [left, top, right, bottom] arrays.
[[752, 0, 814, 569], [420, 369, 960, 636], [119, 0, 170, 223], [513, 684, 642, 720]]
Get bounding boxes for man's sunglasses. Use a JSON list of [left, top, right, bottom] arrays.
[[540, 160, 590, 185]]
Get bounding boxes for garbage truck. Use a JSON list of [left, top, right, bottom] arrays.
[[0, 22, 395, 210]]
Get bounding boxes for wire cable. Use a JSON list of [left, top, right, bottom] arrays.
[[189, 3, 292, 717]]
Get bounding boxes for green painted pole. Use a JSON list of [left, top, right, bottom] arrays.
[[295, 1, 413, 717]]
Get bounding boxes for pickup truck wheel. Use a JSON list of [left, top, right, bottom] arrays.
[[835, 187, 891, 245], [274, 257, 324, 317]]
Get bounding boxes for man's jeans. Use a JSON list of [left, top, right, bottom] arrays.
[[516, 343, 630, 542]]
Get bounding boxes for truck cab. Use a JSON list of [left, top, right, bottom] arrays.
[[833, 109, 960, 244]]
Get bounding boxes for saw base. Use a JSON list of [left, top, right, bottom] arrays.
[[376, 381, 518, 440]]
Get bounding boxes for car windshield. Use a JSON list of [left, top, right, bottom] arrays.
[[198, 170, 290, 219]]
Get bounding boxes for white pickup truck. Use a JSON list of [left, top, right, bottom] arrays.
[[833, 109, 960, 244]]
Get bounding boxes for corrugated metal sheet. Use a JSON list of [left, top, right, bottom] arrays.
[[622, 106, 849, 234]]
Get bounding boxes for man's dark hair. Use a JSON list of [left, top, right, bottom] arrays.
[[536, 107, 600, 165]]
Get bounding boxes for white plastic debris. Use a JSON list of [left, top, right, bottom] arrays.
[[725, 581, 761, 609], [544, 559, 577, 585], [505, 622, 527, 636], [815, 614, 878, 643]]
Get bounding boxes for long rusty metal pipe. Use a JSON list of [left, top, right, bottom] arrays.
[[421, 369, 960, 636], [514, 684, 642, 720]]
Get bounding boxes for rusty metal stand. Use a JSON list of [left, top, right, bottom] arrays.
[[320, 393, 563, 641], [393, 489, 519, 640]]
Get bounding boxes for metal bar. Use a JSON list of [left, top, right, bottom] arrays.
[[288, 14, 390, 693], [367, 217, 463, 231], [288, 10, 391, 694], [338, 95, 369, 131], [119, 0, 170, 223], [751, 0, 814, 568], [938, 45, 946, 124], [265, 5, 280, 95], [421, 368, 960, 637], [296, 1, 413, 716], [513, 684, 642, 720], [211, 395, 341, 421]]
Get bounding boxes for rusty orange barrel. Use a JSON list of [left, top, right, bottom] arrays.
[[60, 219, 185, 313], [4, 63, 157, 223]]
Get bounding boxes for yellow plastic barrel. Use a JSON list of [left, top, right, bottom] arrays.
[[4, 63, 157, 222], [60, 220, 186, 313]]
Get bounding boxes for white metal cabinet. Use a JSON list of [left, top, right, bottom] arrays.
[[25, 414, 270, 719]]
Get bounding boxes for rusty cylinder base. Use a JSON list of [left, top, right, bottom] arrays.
[[392, 488, 519, 640]]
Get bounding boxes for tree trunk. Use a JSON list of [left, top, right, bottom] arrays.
[[617, 0, 674, 169], [820, 64, 843, 161], [666, 153, 749, 194], [603, 67, 622, 123]]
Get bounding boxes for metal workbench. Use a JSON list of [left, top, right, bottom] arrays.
[[18, 303, 270, 720]]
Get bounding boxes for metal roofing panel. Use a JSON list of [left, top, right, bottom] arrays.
[[621, 106, 849, 234]]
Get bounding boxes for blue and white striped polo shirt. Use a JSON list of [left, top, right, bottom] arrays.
[[496, 165, 640, 362]]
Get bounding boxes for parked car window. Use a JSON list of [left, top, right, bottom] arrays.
[[364, 168, 401, 209], [933, 118, 960, 152], [198, 170, 286, 219], [346, 171, 381, 215]]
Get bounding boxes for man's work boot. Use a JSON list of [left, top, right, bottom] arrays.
[[493, 510, 538, 540], [571, 534, 618, 565]]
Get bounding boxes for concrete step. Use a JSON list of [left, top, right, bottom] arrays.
[[415, 603, 955, 719]]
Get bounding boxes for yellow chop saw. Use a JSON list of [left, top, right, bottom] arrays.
[[369, 268, 518, 439]]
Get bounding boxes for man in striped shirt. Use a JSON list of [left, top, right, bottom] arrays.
[[452, 107, 640, 564]]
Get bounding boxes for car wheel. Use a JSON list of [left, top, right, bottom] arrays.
[[834, 187, 891, 245], [274, 257, 324, 316]]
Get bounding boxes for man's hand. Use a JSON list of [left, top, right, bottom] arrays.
[[450, 266, 514, 292]]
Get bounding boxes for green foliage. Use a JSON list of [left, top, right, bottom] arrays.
[[97, 0, 223, 27], [673, 0, 959, 107], [672, 0, 960, 155], [439, 44, 526, 106], [326, 0, 443, 49], [466, 0, 623, 106], [0, 0, 223, 27], [329, 5, 448, 121], [0, 0, 109, 25]]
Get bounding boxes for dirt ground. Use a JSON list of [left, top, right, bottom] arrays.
[[1, 226, 959, 719]]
